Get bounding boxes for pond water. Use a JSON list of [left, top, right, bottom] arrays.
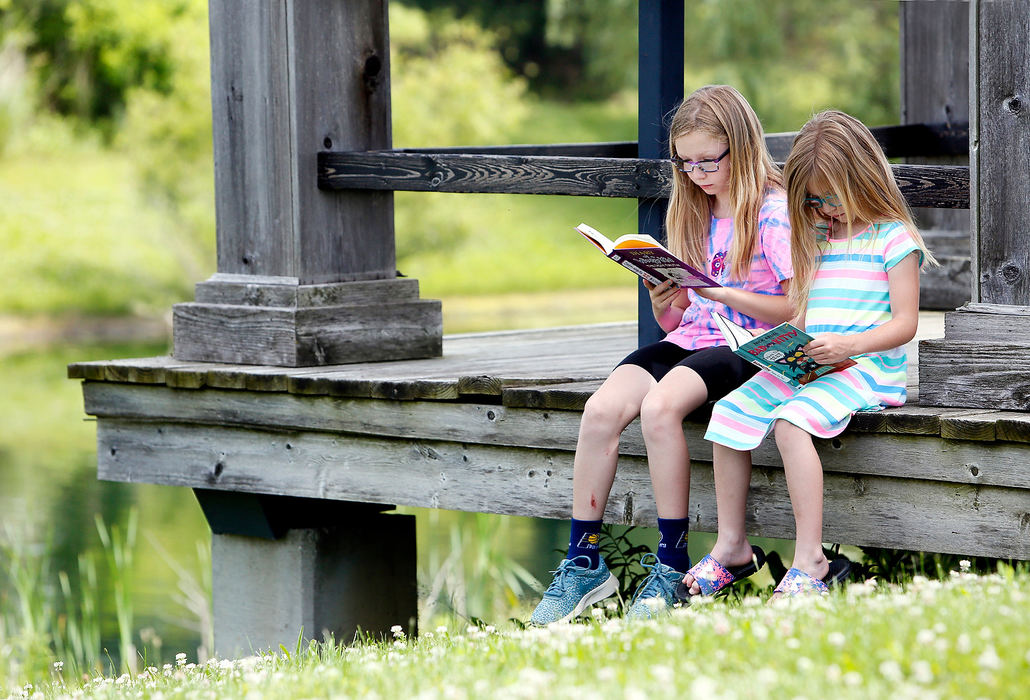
[[1, 338, 741, 673]]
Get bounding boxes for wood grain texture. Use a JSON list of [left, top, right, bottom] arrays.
[[82, 383, 1030, 489], [918, 339, 1030, 411], [970, 0, 1030, 305], [318, 152, 969, 208], [94, 419, 1030, 559]]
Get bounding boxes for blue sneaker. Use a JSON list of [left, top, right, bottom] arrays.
[[626, 553, 686, 620], [529, 556, 619, 625]]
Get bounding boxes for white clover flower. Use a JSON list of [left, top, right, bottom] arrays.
[[756, 668, 778, 685], [751, 622, 769, 641], [825, 664, 842, 682], [391, 624, 405, 639], [879, 660, 903, 682], [53, 661, 64, 672], [689, 676, 720, 696], [978, 645, 1001, 670], [958, 560, 971, 572], [956, 633, 971, 653], [827, 631, 846, 647], [911, 660, 933, 684], [979, 626, 993, 640], [797, 657, 814, 672], [591, 607, 606, 621], [843, 671, 863, 687], [786, 638, 801, 649], [175, 652, 188, 667], [916, 629, 935, 645], [651, 665, 673, 684]]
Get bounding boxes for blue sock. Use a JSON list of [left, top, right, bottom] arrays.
[[656, 517, 691, 573], [567, 518, 603, 569]]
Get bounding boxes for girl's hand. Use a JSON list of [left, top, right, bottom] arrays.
[[644, 279, 682, 311], [804, 333, 855, 365]]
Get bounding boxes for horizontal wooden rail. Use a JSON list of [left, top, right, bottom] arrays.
[[392, 122, 969, 161], [318, 151, 970, 208]]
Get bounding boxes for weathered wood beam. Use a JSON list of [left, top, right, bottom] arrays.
[[393, 122, 969, 161], [318, 151, 970, 208], [93, 417, 1030, 560]]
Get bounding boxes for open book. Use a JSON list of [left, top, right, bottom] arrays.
[[576, 223, 719, 289], [712, 312, 856, 387]]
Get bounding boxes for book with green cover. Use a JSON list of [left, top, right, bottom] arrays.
[[712, 312, 856, 387]]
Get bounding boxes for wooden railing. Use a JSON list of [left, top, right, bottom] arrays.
[[318, 121, 970, 209]]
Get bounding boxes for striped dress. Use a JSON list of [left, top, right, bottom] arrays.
[[704, 221, 922, 450]]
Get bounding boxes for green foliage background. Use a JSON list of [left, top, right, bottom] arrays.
[[0, 0, 901, 316]]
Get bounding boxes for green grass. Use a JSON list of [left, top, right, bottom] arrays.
[[31, 567, 1030, 699], [0, 146, 200, 316]]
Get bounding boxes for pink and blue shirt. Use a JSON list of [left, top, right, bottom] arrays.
[[664, 189, 793, 350]]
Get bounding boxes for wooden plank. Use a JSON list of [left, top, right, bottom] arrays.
[[943, 304, 1030, 342], [83, 384, 1030, 489], [918, 255, 971, 311], [503, 380, 603, 411], [901, 1, 971, 240], [996, 413, 1030, 444], [318, 152, 969, 208], [94, 419, 1030, 559], [970, 0, 1030, 305], [396, 121, 968, 163], [939, 411, 1013, 441], [318, 151, 674, 199], [918, 339, 1030, 411]]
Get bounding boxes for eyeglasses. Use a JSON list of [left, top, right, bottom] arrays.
[[671, 148, 730, 174], [804, 193, 843, 209]]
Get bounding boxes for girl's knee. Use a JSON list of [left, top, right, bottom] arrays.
[[582, 393, 634, 433], [773, 419, 809, 447]]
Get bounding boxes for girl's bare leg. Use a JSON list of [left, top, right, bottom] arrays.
[[571, 364, 656, 520], [774, 419, 829, 581], [638, 366, 708, 518], [680, 442, 755, 595]]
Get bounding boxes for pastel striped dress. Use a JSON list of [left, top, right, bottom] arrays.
[[704, 221, 922, 450]]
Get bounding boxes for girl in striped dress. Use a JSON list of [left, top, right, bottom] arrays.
[[681, 110, 937, 598]]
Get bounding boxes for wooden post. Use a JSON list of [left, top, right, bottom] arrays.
[[900, 1, 971, 310], [194, 491, 417, 654], [636, 0, 684, 346], [919, 0, 1030, 409], [173, 0, 441, 366]]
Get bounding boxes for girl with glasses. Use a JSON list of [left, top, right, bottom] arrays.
[[683, 110, 937, 599], [531, 85, 794, 624]]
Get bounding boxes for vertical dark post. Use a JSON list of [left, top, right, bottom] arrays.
[[173, 0, 441, 366], [637, 0, 684, 347], [918, 0, 1030, 410], [899, 1, 970, 310]]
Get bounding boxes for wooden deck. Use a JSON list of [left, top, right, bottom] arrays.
[[69, 313, 1030, 561]]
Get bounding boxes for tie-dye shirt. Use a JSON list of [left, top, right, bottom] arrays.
[[664, 189, 792, 350]]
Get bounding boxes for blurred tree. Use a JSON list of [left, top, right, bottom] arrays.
[[0, 0, 182, 136]]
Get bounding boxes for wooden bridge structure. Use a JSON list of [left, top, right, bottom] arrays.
[[69, 0, 1030, 656]]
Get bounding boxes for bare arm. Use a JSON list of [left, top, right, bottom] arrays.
[[694, 280, 794, 325], [804, 252, 920, 364]]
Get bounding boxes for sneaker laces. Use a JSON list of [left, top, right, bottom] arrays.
[[631, 553, 677, 603], [544, 556, 593, 596]]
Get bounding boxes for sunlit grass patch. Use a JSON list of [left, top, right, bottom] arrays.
[[32, 567, 1030, 700]]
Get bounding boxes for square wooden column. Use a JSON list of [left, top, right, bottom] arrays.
[[173, 0, 441, 366], [919, 0, 1030, 409], [900, 1, 971, 310]]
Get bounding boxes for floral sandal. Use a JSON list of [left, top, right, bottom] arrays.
[[674, 545, 766, 601], [773, 558, 851, 597]]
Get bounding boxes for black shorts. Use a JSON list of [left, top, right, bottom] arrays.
[[617, 341, 758, 408]]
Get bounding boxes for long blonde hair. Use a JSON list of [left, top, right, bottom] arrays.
[[664, 85, 782, 281], [784, 110, 938, 312]]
